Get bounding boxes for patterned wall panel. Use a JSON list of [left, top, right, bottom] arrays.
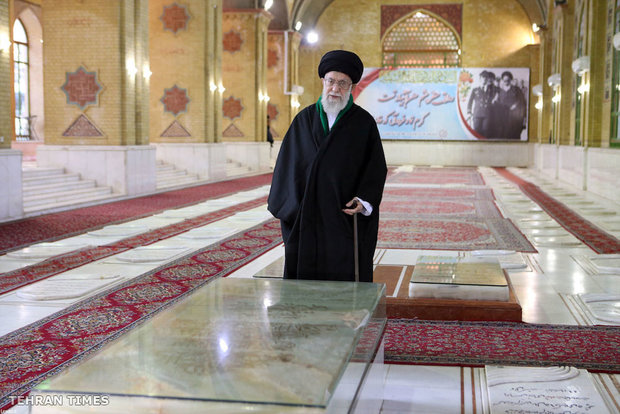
[[161, 2, 190, 34], [61, 66, 102, 110]]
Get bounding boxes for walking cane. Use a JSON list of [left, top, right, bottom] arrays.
[[353, 211, 359, 283]]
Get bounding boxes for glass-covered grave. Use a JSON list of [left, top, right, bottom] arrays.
[[31, 278, 386, 413]]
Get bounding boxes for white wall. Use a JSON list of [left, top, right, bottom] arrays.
[[37, 145, 156, 196], [0, 149, 23, 222], [382, 141, 532, 167], [533, 144, 620, 204]]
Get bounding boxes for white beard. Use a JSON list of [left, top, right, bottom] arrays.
[[322, 88, 351, 116]]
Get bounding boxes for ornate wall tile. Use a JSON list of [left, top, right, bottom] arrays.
[[267, 103, 278, 121], [61, 67, 102, 110], [161, 2, 190, 34], [161, 85, 189, 116], [267, 48, 279, 68], [223, 30, 243, 53], [161, 120, 191, 137], [223, 123, 244, 137], [222, 96, 243, 120], [62, 114, 104, 137]]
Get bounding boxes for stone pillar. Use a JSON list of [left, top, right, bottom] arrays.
[[552, 2, 574, 146], [538, 29, 553, 143], [266, 30, 302, 141], [222, 9, 272, 142], [0, 0, 23, 222], [206, 0, 223, 144], [0, 0, 10, 150], [582, 0, 606, 148], [39, 0, 155, 196]]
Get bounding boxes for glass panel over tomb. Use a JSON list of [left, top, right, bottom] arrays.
[[32, 278, 386, 413]]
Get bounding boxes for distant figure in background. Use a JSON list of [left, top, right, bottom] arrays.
[[266, 115, 274, 147], [467, 70, 499, 138], [498, 71, 527, 139]]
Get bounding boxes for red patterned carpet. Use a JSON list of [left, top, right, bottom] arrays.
[[0, 220, 283, 410], [0, 197, 268, 296], [495, 168, 620, 254], [0, 173, 273, 254], [387, 167, 486, 185], [378, 173, 536, 252], [384, 319, 620, 372]]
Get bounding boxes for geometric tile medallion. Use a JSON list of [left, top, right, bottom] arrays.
[[223, 123, 244, 137], [161, 2, 190, 34], [223, 30, 243, 53], [267, 48, 279, 68], [161, 85, 189, 116], [61, 66, 102, 110], [161, 120, 191, 137], [222, 96, 243, 120], [267, 102, 278, 121], [62, 114, 104, 137]]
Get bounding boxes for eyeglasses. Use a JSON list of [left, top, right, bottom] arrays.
[[323, 77, 352, 89]]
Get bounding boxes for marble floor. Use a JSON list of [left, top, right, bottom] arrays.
[[2, 166, 620, 413]]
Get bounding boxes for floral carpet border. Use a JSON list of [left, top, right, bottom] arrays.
[[495, 168, 620, 254], [0, 196, 268, 296], [0, 220, 283, 410], [384, 319, 620, 373]]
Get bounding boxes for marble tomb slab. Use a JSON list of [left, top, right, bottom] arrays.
[[176, 225, 240, 240], [517, 220, 561, 229], [577, 293, 620, 324], [152, 206, 219, 219], [105, 246, 192, 264], [588, 255, 620, 274], [485, 366, 611, 414], [525, 228, 570, 237], [16, 276, 121, 301], [467, 251, 527, 270], [5, 243, 83, 260], [88, 225, 149, 239], [532, 235, 582, 247]]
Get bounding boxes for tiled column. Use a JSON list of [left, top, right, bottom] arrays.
[[582, 0, 606, 147], [39, 0, 155, 196], [266, 30, 302, 142], [554, 2, 575, 146], [222, 9, 272, 142], [538, 29, 553, 144], [0, 0, 23, 222]]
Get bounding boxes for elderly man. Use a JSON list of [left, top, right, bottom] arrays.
[[268, 50, 387, 282]]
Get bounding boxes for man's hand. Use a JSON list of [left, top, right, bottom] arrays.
[[342, 198, 363, 215]]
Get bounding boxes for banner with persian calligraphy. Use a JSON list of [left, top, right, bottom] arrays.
[[353, 68, 530, 141]]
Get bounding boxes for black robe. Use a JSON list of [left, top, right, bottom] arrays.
[[267, 101, 387, 282]]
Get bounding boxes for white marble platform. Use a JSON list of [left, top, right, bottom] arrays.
[[484, 366, 612, 413]]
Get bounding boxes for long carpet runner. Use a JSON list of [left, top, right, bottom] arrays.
[[384, 319, 620, 372], [495, 168, 620, 254], [378, 169, 536, 252], [0, 219, 282, 410], [387, 167, 486, 185], [0, 173, 273, 254], [0, 196, 268, 296]]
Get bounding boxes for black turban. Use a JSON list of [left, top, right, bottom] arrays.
[[318, 50, 364, 84]]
